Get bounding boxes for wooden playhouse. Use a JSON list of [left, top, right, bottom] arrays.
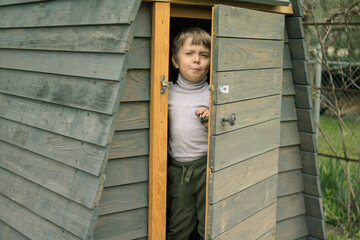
[[0, 0, 326, 239]]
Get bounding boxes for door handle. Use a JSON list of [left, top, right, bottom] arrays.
[[221, 113, 236, 126]]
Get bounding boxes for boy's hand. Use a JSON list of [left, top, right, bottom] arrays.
[[195, 107, 209, 128]]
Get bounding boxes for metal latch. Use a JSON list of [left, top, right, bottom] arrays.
[[160, 75, 173, 94], [218, 85, 229, 94]]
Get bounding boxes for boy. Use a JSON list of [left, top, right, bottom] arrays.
[[167, 27, 211, 240]]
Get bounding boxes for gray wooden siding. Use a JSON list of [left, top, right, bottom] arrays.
[[93, 2, 151, 240], [0, 0, 142, 239], [276, 1, 325, 239], [207, 5, 284, 239]]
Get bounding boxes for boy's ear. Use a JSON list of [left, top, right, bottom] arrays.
[[172, 55, 179, 69]]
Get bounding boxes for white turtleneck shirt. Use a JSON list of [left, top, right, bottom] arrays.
[[168, 74, 209, 162]]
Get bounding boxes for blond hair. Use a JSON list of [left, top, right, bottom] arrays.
[[172, 27, 211, 63]]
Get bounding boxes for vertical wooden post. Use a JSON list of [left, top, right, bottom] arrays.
[[148, 2, 170, 240]]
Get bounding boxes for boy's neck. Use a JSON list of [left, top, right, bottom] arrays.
[[177, 74, 207, 90]]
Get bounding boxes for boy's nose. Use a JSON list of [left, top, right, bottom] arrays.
[[193, 55, 200, 63]]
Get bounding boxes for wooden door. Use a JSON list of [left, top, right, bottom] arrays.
[[206, 5, 285, 239]]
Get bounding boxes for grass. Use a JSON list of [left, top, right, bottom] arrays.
[[318, 115, 360, 239]]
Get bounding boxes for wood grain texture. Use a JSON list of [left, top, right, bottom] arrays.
[[306, 216, 326, 239], [0, 167, 96, 239], [134, 2, 151, 37], [294, 85, 312, 109], [0, 117, 106, 176], [282, 69, 295, 96], [0, 220, 28, 240], [292, 60, 310, 85], [121, 70, 150, 102], [207, 175, 277, 238], [211, 95, 281, 135], [94, 208, 147, 240], [104, 156, 148, 187], [213, 5, 284, 40], [0, 194, 79, 240], [258, 228, 276, 240], [208, 149, 278, 204], [0, 49, 126, 80], [0, 69, 121, 115], [289, 39, 308, 60], [281, 95, 297, 121], [109, 129, 149, 159], [115, 102, 149, 131], [212, 203, 276, 240], [212, 37, 283, 71], [297, 109, 315, 133], [303, 173, 322, 197], [275, 215, 308, 240], [299, 132, 317, 152], [0, 140, 103, 209], [289, 0, 303, 17], [278, 145, 302, 173], [0, 0, 141, 28], [280, 120, 300, 147], [99, 182, 148, 215], [283, 43, 292, 69], [277, 170, 304, 197], [276, 193, 306, 221], [209, 119, 280, 171], [301, 151, 320, 175], [127, 37, 151, 69], [0, 93, 113, 146], [304, 194, 324, 219], [286, 17, 304, 39], [212, 68, 282, 104], [0, 25, 133, 53]]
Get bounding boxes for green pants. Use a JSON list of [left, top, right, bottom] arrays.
[[167, 156, 207, 240]]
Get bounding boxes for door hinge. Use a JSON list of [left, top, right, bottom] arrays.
[[160, 75, 172, 94]]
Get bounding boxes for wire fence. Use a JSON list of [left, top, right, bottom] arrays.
[[304, 23, 360, 161]]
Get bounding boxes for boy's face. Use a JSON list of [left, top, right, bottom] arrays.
[[172, 37, 210, 82]]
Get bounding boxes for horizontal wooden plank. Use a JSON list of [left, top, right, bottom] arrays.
[[297, 109, 315, 133], [301, 151, 319, 176], [0, 140, 104, 209], [134, 2, 151, 37], [289, 39, 308, 60], [0, 0, 141, 28], [209, 119, 280, 171], [281, 95, 297, 121], [121, 69, 150, 102], [299, 132, 317, 152], [212, 68, 282, 104], [0, 49, 126, 80], [279, 145, 302, 172], [292, 60, 310, 85], [104, 156, 148, 187], [207, 175, 277, 238], [283, 43, 292, 69], [208, 149, 278, 204], [0, 117, 106, 176], [127, 37, 151, 69], [213, 203, 276, 240], [277, 193, 306, 221], [233, 0, 290, 6], [258, 228, 276, 240], [0, 220, 28, 240], [284, 25, 289, 43], [277, 169, 304, 197], [280, 121, 300, 147], [306, 216, 326, 239], [0, 93, 113, 146], [109, 129, 149, 159], [0, 25, 133, 53], [302, 173, 322, 197], [99, 182, 147, 215], [0, 69, 121, 115], [211, 95, 281, 135], [214, 5, 284, 40], [282, 69, 295, 95], [286, 17, 304, 39], [213, 37, 283, 71], [0, 193, 79, 240], [94, 208, 147, 240], [115, 102, 149, 131], [304, 194, 324, 219], [275, 215, 308, 240], [294, 85, 312, 109], [0, 167, 96, 239]]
